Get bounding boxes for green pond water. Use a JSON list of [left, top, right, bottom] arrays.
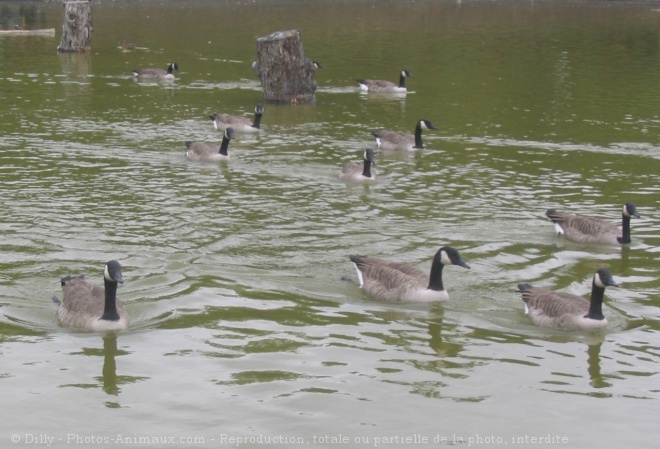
[[1, 1, 659, 448]]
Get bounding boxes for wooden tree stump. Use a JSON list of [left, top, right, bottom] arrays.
[[57, 0, 93, 53], [254, 30, 317, 104]]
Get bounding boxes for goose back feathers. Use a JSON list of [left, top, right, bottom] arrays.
[[546, 202, 640, 244], [357, 70, 412, 93], [518, 269, 618, 330], [57, 260, 128, 332], [185, 128, 235, 162], [371, 119, 438, 151], [209, 104, 263, 132], [339, 148, 376, 181], [133, 62, 179, 80], [349, 246, 470, 302]]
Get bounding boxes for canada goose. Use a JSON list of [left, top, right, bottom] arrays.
[[356, 69, 412, 93], [209, 104, 263, 133], [349, 246, 470, 302], [517, 269, 618, 330], [371, 119, 438, 151], [132, 62, 179, 80], [185, 128, 235, 162], [546, 202, 640, 245], [55, 260, 128, 332], [339, 148, 376, 181], [119, 40, 135, 51]]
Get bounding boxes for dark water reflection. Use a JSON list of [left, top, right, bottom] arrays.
[[1, 1, 659, 447]]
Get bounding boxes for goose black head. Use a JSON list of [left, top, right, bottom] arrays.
[[623, 202, 640, 219], [104, 260, 124, 284], [594, 269, 618, 289], [438, 247, 471, 269]]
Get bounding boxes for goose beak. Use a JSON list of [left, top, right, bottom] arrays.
[[115, 274, 125, 284], [607, 280, 619, 288], [457, 261, 471, 269]]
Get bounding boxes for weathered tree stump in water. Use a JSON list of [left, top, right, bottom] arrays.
[[57, 0, 93, 53], [254, 30, 317, 104]]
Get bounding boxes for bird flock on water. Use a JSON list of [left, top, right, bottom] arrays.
[[51, 61, 642, 333]]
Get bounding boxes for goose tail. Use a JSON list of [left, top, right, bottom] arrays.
[[545, 209, 561, 223], [349, 255, 366, 288], [60, 275, 83, 286], [517, 284, 533, 314], [545, 209, 565, 234]]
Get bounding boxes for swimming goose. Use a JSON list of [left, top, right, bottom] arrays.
[[371, 119, 438, 151], [349, 246, 470, 302], [339, 148, 376, 182], [132, 62, 179, 80], [56, 260, 128, 332], [185, 128, 235, 162], [517, 269, 618, 330], [119, 40, 135, 51], [546, 202, 640, 245], [209, 104, 263, 133], [356, 69, 412, 93]]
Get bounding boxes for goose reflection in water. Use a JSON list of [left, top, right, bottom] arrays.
[[59, 334, 145, 406], [586, 339, 611, 389]]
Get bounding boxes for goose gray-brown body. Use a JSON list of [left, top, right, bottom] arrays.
[[57, 260, 128, 332], [517, 269, 618, 330], [209, 104, 263, 133], [546, 202, 640, 244], [132, 62, 179, 80], [371, 119, 438, 151], [357, 69, 411, 93], [339, 148, 376, 181], [185, 128, 235, 162], [349, 246, 470, 302]]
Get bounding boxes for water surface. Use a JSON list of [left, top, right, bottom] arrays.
[[1, 1, 659, 448]]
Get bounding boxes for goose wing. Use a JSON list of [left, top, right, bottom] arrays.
[[339, 161, 363, 179], [209, 114, 252, 127], [565, 215, 618, 237], [133, 68, 166, 78], [62, 276, 103, 302], [59, 277, 105, 326], [547, 211, 618, 236], [365, 257, 427, 278], [521, 287, 589, 317], [185, 141, 220, 159], [363, 79, 397, 89], [371, 129, 414, 149], [372, 129, 411, 140], [352, 256, 427, 289], [362, 266, 427, 302]]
